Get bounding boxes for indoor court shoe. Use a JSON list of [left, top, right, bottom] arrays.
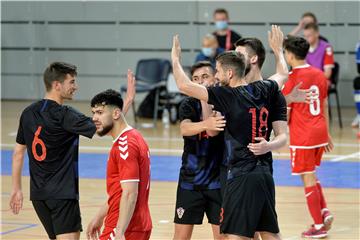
[[322, 209, 334, 231], [301, 226, 327, 238]]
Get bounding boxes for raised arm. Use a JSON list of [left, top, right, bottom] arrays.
[[268, 25, 288, 88], [171, 35, 209, 102], [122, 69, 136, 116]]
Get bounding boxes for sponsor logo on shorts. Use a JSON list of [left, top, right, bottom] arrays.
[[177, 207, 185, 219]]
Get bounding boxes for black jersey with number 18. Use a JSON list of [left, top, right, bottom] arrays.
[[16, 99, 96, 200], [207, 80, 287, 178]]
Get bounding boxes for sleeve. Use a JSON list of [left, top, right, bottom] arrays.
[[281, 74, 295, 96], [62, 106, 96, 138], [323, 45, 335, 68], [178, 98, 197, 122], [116, 139, 140, 183], [207, 86, 231, 113], [15, 112, 26, 145], [269, 83, 287, 122]]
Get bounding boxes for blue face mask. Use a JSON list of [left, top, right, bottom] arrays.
[[202, 47, 214, 57], [215, 21, 228, 30]]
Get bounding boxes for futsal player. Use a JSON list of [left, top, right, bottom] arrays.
[[10, 62, 135, 240], [171, 34, 288, 240], [87, 89, 152, 240], [282, 36, 334, 238], [173, 61, 225, 240]]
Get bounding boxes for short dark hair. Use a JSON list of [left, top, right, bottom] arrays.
[[302, 12, 318, 24], [304, 22, 319, 32], [91, 89, 123, 110], [235, 38, 266, 69], [43, 62, 77, 91], [283, 35, 310, 60], [213, 8, 229, 18], [190, 61, 214, 76], [215, 51, 246, 78]]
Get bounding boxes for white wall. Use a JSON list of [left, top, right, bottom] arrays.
[[2, 1, 359, 106]]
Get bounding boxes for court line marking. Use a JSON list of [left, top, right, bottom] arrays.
[[330, 152, 360, 162], [0, 144, 353, 159], [0, 222, 37, 235]]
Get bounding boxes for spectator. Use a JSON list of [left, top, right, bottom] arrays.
[[303, 23, 334, 82], [195, 34, 224, 67], [351, 41, 360, 131], [212, 8, 242, 50], [289, 12, 328, 42]]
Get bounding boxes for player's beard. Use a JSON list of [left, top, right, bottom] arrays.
[[97, 122, 113, 136]]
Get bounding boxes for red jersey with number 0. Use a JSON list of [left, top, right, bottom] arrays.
[[104, 127, 152, 232], [282, 65, 329, 148]]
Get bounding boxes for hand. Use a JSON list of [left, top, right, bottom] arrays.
[[248, 137, 271, 155], [268, 25, 284, 55], [171, 35, 181, 62], [9, 189, 23, 214], [86, 216, 104, 240], [325, 135, 334, 153], [204, 115, 226, 131], [288, 82, 318, 104], [298, 18, 306, 29], [125, 69, 136, 104]]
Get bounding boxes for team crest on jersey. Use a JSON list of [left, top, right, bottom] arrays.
[[177, 207, 185, 219]]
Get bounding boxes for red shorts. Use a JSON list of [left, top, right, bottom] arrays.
[[290, 147, 324, 175], [99, 227, 151, 240]]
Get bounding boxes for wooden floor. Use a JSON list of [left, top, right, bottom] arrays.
[[1, 100, 359, 239]]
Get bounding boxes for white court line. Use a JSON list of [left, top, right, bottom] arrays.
[[7, 132, 17, 137], [330, 152, 360, 162], [5, 131, 360, 147], [0, 143, 345, 159]]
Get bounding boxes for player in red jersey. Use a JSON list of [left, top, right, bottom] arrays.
[[282, 36, 334, 239], [86, 87, 152, 240]]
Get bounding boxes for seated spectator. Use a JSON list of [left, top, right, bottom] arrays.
[[289, 12, 328, 42], [195, 34, 224, 67], [212, 8, 241, 50], [352, 41, 360, 131], [303, 23, 334, 83]]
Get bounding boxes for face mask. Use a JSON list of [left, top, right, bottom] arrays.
[[202, 47, 214, 57], [215, 21, 228, 30]]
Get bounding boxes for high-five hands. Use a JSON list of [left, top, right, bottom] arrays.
[[171, 35, 181, 62], [268, 25, 284, 54]]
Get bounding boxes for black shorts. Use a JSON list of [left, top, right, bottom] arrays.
[[220, 165, 228, 198], [32, 199, 82, 239], [174, 186, 222, 225], [220, 165, 279, 238]]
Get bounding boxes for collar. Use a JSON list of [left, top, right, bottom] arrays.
[[293, 64, 310, 69], [113, 125, 133, 143]]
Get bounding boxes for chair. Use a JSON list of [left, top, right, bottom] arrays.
[[121, 58, 172, 127], [328, 62, 342, 128]]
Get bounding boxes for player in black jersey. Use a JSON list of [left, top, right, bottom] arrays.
[[10, 62, 135, 240], [173, 61, 226, 240], [172, 32, 287, 240]]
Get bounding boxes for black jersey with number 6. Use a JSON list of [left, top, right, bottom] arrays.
[[207, 80, 287, 178], [16, 99, 96, 200]]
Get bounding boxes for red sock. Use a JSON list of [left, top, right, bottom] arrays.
[[305, 185, 323, 224], [316, 180, 327, 210]]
